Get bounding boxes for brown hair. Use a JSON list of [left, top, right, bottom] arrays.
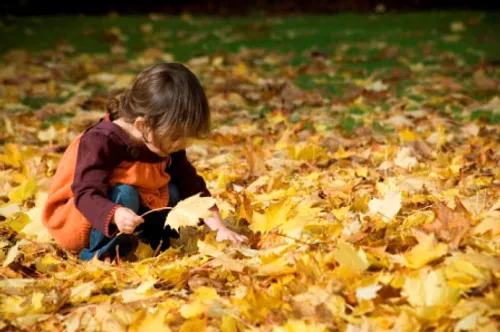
[[107, 63, 210, 140]]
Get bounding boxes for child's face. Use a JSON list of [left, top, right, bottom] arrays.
[[148, 131, 188, 157], [132, 118, 189, 156]]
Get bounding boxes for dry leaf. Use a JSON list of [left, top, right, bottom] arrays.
[[424, 197, 471, 249], [368, 190, 402, 222]]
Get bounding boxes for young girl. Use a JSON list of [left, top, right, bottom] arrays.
[[42, 63, 247, 261]]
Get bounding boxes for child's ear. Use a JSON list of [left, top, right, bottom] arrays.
[[133, 117, 146, 134]]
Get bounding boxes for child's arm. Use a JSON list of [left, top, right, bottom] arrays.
[[71, 131, 130, 236], [168, 150, 247, 244]]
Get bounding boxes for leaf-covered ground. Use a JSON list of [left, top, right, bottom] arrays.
[[0, 12, 499, 332]]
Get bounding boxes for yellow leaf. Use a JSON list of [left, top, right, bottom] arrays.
[[393, 310, 421, 332], [129, 308, 171, 332], [180, 286, 220, 318], [461, 252, 500, 271], [281, 199, 321, 237], [0, 144, 23, 168], [403, 231, 448, 269], [2, 296, 26, 315], [273, 319, 327, 332], [215, 199, 235, 219], [165, 193, 216, 231], [23, 193, 53, 242], [35, 255, 63, 274], [0, 203, 21, 218], [444, 256, 488, 290], [355, 167, 368, 178], [287, 141, 325, 161], [368, 190, 401, 222], [70, 282, 96, 304], [216, 171, 232, 190], [454, 312, 479, 332], [180, 318, 206, 332], [355, 283, 382, 301], [334, 145, 353, 159], [332, 240, 370, 272], [394, 147, 418, 169], [402, 269, 460, 316], [233, 62, 248, 77], [8, 178, 37, 203], [134, 241, 154, 260], [221, 315, 241, 332], [121, 278, 159, 303], [255, 256, 296, 276], [399, 129, 419, 142], [37, 126, 58, 142], [2, 240, 26, 267], [31, 292, 44, 313], [332, 206, 350, 221], [250, 199, 293, 234], [5, 212, 31, 232]]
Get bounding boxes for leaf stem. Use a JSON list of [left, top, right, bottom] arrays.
[[140, 207, 172, 218]]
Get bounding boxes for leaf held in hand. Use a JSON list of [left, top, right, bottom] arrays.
[[165, 194, 216, 231]]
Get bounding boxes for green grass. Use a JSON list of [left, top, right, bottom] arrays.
[[1, 12, 499, 63]]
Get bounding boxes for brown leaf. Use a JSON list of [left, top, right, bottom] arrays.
[[424, 197, 471, 249]]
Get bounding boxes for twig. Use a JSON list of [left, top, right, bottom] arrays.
[[116, 244, 121, 265], [140, 207, 172, 218], [153, 239, 163, 257]]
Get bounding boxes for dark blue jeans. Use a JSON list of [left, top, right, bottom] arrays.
[[79, 183, 181, 261]]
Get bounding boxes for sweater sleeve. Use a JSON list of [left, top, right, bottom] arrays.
[[71, 131, 124, 236], [168, 150, 211, 199]]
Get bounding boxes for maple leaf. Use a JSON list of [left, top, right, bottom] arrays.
[[332, 240, 370, 272], [355, 283, 382, 301], [179, 286, 221, 319], [394, 147, 418, 169], [368, 190, 402, 222], [7, 179, 37, 203], [423, 197, 471, 249], [164, 194, 216, 231], [402, 268, 460, 319], [403, 230, 449, 269], [250, 198, 294, 234]]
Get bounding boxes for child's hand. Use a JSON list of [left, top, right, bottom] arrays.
[[113, 207, 143, 234], [216, 226, 248, 244]]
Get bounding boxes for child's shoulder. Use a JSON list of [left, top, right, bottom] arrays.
[[80, 119, 129, 146], [74, 119, 131, 159]]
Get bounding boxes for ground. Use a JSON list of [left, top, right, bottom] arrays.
[[0, 12, 499, 332]]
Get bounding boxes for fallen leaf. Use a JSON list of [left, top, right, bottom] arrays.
[[8, 178, 38, 203], [424, 197, 471, 249], [355, 283, 382, 301], [394, 147, 418, 169], [402, 268, 460, 319], [403, 231, 448, 269], [332, 240, 370, 272], [368, 190, 402, 222]]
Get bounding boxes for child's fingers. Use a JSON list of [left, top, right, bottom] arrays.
[[121, 225, 135, 234], [238, 234, 248, 242]]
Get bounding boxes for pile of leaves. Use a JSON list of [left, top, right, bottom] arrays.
[[0, 15, 499, 332]]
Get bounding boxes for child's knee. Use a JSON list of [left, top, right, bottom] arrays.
[[109, 184, 140, 212], [168, 183, 181, 207]]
